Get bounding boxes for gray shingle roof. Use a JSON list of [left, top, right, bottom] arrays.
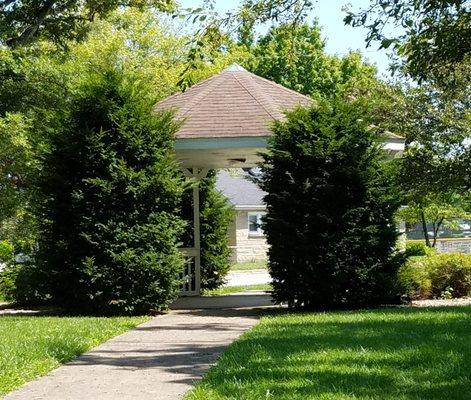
[[154, 63, 312, 139], [216, 169, 266, 207]]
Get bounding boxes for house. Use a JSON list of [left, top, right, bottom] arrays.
[[216, 169, 268, 263]]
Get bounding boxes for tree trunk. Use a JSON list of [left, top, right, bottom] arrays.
[[420, 209, 431, 247], [432, 217, 444, 247]]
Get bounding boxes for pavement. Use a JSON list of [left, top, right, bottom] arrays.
[[4, 293, 276, 400], [225, 268, 271, 287], [411, 297, 471, 307], [0, 303, 61, 316]]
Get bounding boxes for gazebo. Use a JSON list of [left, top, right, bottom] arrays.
[[154, 63, 404, 295]]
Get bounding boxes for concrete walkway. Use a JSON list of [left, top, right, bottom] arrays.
[[225, 269, 271, 287], [5, 295, 274, 400]]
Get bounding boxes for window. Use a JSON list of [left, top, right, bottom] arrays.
[[248, 212, 265, 236]]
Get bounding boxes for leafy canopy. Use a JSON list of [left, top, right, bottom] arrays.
[[248, 22, 377, 98], [0, 0, 176, 47], [345, 0, 471, 88], [399, 193, 471, 247]]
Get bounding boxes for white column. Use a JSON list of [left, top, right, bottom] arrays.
[[192, 173, 201, 294], [182, 168, 208, 295]]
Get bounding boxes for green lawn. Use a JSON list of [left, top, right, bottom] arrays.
[[202, 284, 272, 296], [186, 306, 471, 400], [0, 315, 148, 396], [230, 261, 267, 271]]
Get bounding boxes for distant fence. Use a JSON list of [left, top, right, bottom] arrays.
[[436, 239, 471, 254], [409, 238, 471, 254]]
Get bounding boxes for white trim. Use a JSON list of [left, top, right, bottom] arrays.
[[235, 205, 267, 211], [383, 141, 405, 152]]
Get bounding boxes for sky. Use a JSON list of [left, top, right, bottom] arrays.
[[178, 0, 394, 78]]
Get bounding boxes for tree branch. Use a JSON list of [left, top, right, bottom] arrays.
[[6, 0, 57, 48], [0, 0, 16, 11]]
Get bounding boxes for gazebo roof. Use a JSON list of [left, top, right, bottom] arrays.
[[154, 64, 403, 168], [154, 63, 312, 140]]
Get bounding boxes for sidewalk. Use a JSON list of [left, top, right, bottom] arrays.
[[5, 297, 274, 400], [225, 269, 271, 287]]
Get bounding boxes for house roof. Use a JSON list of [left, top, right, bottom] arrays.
[[216, 169, 266, 207], [154, 64, 312, 140]]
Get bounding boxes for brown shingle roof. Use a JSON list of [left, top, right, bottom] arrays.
[[154, 64, 312, 139]]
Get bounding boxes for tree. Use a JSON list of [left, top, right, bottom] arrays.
[[399, 193, 471, 247], [0, 9, 191, 257], [0, 113, 37, 252], [248, 22, 332, 96], [247, 22, 378, 99], [344, 0, 471, 88], [395, 84, 471, 233], [0, 0, 176, 47], [34, 70, 186, 315], [0, 113, 32, 225], [199, 172, 234, 290], [259, 99, 402, 309]]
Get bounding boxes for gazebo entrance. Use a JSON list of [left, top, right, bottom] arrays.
[[154, 63, 404, 295]]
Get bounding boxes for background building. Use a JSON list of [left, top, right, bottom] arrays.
[[216, 169, 268, 263]]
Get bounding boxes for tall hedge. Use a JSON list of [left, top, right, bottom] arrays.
[[181, 171, 234, 290], [259, 99, 402, 309], [34, 72, 186, 315]]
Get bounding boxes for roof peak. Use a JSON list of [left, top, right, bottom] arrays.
[[224, 63, 247, 72], [154, 63, 312, 140]]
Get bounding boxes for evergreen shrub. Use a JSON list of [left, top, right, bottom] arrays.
[[34, 72, 186, 315], [259, 99, 402, 309]]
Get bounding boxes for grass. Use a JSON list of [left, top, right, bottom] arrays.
[[186, 306, 471, 400], [203, 283, 272, 296], [0, 315, 148, 396], [230, 261, 267, 271]]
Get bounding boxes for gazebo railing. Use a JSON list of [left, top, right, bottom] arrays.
[[179, 247, 199, 296]]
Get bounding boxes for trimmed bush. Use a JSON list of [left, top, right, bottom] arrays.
[[399, 253, 471, 299], [405, 241, 436, 258], [0, 263, 47, 304], [259, 99, 402, 309], [398, 257, 432, 299], [33, 72, 186, 315], [0, 266, 15, 301]]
